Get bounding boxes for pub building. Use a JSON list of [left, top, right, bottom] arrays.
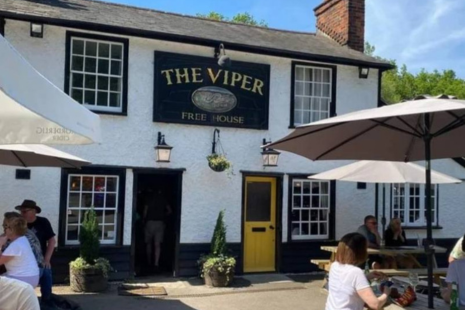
[[1, 0, 464, 282]]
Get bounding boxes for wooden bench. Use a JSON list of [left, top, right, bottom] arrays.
[[368, 268, 447, 284], [310, 259, 331, 272]]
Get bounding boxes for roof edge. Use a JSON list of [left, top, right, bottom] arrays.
[[0, 11, 394, 69]]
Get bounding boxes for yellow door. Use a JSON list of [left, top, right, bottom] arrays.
[[243, 176, 276, 273]]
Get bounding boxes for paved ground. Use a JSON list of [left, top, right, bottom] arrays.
[[52, 274, 329, 310]]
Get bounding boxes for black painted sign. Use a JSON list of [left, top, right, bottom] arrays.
[[153, 51, 270, 129]]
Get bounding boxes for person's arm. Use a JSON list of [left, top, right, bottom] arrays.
[[441, 283, 452, 303], [0, 254, 14, 266], [0, 237, 16, 266], [43, 237, 56, 268], [449, 238, 462, 263], [358, 287, 390, 310]]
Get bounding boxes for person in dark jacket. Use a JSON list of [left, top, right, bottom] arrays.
[[384, 218, 421, 268]]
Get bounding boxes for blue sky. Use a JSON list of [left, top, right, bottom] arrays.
[[106, 0, 465, 78]]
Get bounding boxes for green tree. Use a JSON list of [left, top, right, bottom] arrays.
[[79, 208, 100, 264], [197, 11, 268, 27], [210, 210, 227, 256], [365, 42, 465, 103]]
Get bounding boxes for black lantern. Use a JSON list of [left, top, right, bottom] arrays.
[[359, 67, 369, 79], [214, 43, 231, 68], [30, 23, 44, 38], [261, 139, 280, 167], [155, 132, 173, 163]]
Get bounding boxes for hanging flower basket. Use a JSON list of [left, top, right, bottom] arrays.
[[207, 154, 231, 172]]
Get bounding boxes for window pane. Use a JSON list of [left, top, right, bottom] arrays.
[[72, 73, 84, 88], [311, 210, 318, 221], [293, 181, 302, 194], [302, 223, 309, 235], [71, 89, 83, 104], [104, 210, 116, 224], [323, 70, 330, 82], [323, 84, 330, 97], [321, 98, 330, 112], [246, 182, 271, 222], [311, 223, 318, 235], [311, 196, 320, 208], [294, 96, 303, 110], [314, 83, 322, 96], [295, 67, 304, 80], [97, 76, 109, 90], [94, 193, 105, 208], [111, 60, 122, 75], [72, 56, 84, 71], [95, 210, 103, 224], [70, 176, 81, 191], [94, 177, 105, 191], [82, 193, 93, 207], [104, 225, 116, 240], [72, 40, 84, 55], [83, 177, 93, 190], [302, 111, 310, 124], [84, 91, 96, 105], [295, 82, 304, 95], [99, 43, 110, 58], [291, 223, 300, 236], [294, 110, 302, 125], [320, 223, 328, 235], [67, 210, 79, 224], [85, 41, 97, 56], [291, 210, 299, 222], [68, 193, 80, 208], [314, 69, 322, 82], [110, 77, 121, 92], [312, 183, 320, 195], [304, 83, 312, 96], [293, 196, 301, 208], [106, 193, 117, 208], [111, 45, 123, 59], [85, 75, 96, 89], [303, 97, 311, 111], [321, 182, 329, 194], [321, 196, 329, 208], [98, 59, 109, 74], [312, 98, 320, 111], [320, 210, 328, 221], [85, 57, 97, 73], [305, 68, 312, 81], [67, 225, 79, 241], [303, 182, 311, 194], [107, 177, 117, 192], [97, 92, 108, 106], [301, 210, 309, 221], [303, 196, 310, 208], [109, 93, 121, 107]]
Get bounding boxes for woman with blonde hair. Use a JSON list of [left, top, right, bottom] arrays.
[[326, 232, 390, 310], [384, 218, 422, 268], [0, 215, 40, 287]]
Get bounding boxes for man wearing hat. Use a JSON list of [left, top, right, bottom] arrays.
[[16, 199, 56, 303]]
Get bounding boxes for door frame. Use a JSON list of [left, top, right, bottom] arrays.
[[240, 171, 284, 273], [130, 168, 184, 277]]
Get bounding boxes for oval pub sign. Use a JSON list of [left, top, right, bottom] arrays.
[[191, 86, 237, 113]]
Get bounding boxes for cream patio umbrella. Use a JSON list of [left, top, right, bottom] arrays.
[[268, 95, 465, 308], [308, 160, 461, 233], [0, 144, 90, 168], [0, 34, 101, 145]]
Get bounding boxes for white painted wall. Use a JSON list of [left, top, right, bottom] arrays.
[[3, 19, 462, 248]]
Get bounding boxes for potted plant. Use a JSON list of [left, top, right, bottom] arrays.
[[69, 208, 112, 292], [207, 153, 231, 173], [198, 210, 236, 287]]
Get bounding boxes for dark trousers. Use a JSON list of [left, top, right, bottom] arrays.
[[39, 267, 53, 301]]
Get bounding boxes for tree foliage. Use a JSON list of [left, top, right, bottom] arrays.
[[365, 42, 465, 104], [79, 208, 100, 264], [197, 12, 268, 27], [210, 210, 227, 256]]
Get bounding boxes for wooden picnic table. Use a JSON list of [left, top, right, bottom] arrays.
[[365, 293, 462, 310], [321, 245, 447, 268]]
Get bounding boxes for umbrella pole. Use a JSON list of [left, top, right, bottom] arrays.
[[424, 115, 434, 309], [382, 184, 386, 234]]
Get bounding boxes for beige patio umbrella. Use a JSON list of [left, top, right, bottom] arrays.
[[268, 95, 465, 308], [308, 160, 461, 232], [0, 144, 90, 168], [0, 34, 101, 145]]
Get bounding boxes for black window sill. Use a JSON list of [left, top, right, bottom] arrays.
[[56, 244, 124, 251], [90, 110, 127, 116], [402, 226, 443, 230]]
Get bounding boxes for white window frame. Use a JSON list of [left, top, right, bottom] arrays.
[[293, 65, 332, 126], [291, 179, 330, 240], [391, 183, 438, 227], [69, 37, 125, 113], [65, 174, 119, 245]]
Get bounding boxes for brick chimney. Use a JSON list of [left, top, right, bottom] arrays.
[[314, 0, 365, 52]]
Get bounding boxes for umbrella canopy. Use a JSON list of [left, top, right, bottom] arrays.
[[269, 96, 465, 308], [0, 144, 90, 168], [308, 160, 461, 184], [0, 34, 101, 145]]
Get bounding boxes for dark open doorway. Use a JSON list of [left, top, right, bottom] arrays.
[[132, 170, 182, 277]]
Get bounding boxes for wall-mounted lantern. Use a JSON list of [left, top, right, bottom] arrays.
[[359, 67, 369, 79], [30, 23, 44, 38], [261, 139, 280, 167], [155, 132, 173, 163]]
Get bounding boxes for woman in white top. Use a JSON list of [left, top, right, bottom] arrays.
[[326, 232, 391, 310], [0, 216, 40, 287]]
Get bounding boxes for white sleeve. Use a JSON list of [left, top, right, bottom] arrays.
[[353, 268, 371, 291], [2, 240, 22, 257]]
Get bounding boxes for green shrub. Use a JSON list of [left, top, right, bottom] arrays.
[[70, 257, 112, 277], [210, 210, 227, 256], [79, 208, 100, 265]]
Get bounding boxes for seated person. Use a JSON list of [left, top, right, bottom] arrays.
[[0, 216, 40, 287], [357, 215, 394, 269], [0, 276, 40, 310], [384, 218, 422, 268], [448, 234, 465, 263], [441, 236, 465, 306]]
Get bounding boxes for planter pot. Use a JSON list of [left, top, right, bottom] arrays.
[[204, 268, 234, 287], [208, 162, 227, 172], [70, 266, 108, 292]]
